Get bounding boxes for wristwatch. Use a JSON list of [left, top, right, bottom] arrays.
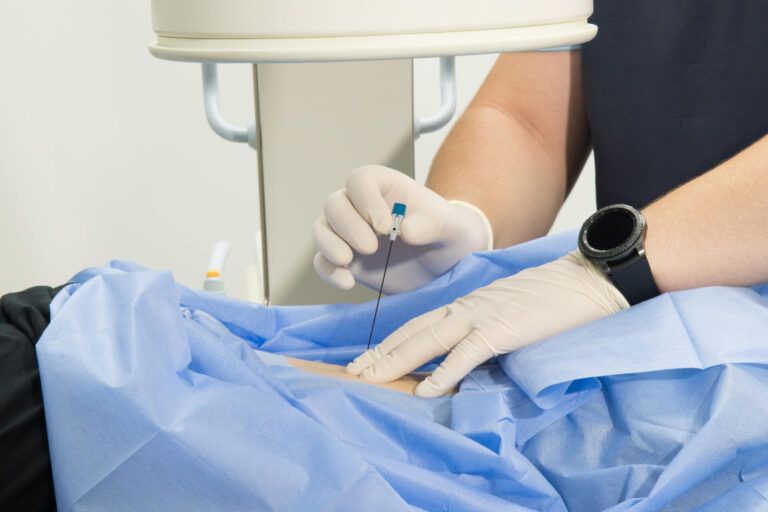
[[578, 204, 660, 306]]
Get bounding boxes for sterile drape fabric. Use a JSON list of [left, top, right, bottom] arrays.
[[37, 231, 768, 511]]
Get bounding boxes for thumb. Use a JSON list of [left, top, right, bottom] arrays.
[[400, 209, 447, 246]]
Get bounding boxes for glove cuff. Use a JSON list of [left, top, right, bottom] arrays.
[[571, 250, 631, 311], [448, 200, 494, 251]]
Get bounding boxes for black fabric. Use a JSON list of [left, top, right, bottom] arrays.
[[582, 0, 768, 208], [0, 286, 62, 512]]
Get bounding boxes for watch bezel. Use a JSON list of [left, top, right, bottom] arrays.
[[578, 204, 646, 262]]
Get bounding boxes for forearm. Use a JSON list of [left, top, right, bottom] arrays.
[[644, 134, 768, 292], [426, 51, 590, 248], [427, 105, 571, 248]]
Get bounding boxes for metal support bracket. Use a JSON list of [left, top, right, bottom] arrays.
[[414, 56, 457, 137], [202, 58, 455, 145], [202, 63, 257, 149]]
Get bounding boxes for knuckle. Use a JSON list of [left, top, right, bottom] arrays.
[[313, 217, 327, 231], [463, 331, 497, 360], [313, 253, 331, 274], [312, 219, 327, 244], [401, 316, 424, 334], [361, 365, 388, 383], [329, 188, 347, 201], [346, 165, 379, 187], [428, 323, 451, 352], [315, 243, 333, 261], [323, 192, 344, 218]]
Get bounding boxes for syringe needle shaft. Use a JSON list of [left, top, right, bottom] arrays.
[[366, 239, 394, 350], [365, 202, 406, 352]]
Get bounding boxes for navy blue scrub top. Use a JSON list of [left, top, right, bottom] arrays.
[[581, 0, 768, 208]]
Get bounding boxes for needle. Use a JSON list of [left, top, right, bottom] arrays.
[[366, 203, 407, 351]]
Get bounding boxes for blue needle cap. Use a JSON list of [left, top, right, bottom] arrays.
[[392, 203, 407, 216]]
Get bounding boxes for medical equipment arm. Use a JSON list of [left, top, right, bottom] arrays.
[[643, 134, 768, 292], [347, 250, 629, 397], [428, 50, 590, 248]]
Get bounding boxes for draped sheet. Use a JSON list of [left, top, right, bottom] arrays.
[[37, 232, 768, 511]]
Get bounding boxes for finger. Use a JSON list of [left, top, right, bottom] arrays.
[[400, 209, 447, 246], [345, 165, 395, 235], [346, 349, 377, 376], [324, 190, 379, 255], [414, 331, 497, 398], [346, 306, 448, 376], [313, 253, 355, 290], [313, 218, 353, 266], [359, 308, 473, 383]]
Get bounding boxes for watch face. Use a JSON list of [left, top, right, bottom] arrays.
[[579, 204, 645, 261]]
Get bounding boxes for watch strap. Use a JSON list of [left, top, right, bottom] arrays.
[[608, 253, 660, 306]]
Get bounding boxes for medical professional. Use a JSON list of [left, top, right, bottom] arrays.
[[313, 1, 768, 397]]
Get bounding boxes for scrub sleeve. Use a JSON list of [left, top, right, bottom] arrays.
[[582, 0, 768, 208]]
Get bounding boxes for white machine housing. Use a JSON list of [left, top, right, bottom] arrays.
[[150, 0, 596, 62]]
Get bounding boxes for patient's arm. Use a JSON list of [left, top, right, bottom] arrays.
[[285, 356, 454, 395]]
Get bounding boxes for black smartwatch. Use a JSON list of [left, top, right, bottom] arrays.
[[578, 204, 660, 306]]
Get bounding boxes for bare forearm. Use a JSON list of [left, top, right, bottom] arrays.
[[644, 134, 768, 292], [426, 52, 590, 248], [428, 105, 570, 248]]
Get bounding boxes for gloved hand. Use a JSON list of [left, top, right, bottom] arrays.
[[313, 165, 494, 294], [347, 250, 630, 397]]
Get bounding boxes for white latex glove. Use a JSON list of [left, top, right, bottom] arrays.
[[347, 251, 630, 397], [313, 165, 494, 294]]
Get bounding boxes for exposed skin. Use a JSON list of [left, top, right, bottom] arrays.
[[427, 51, 768, 292], [427, 51, 591, 249], [286, 356, 456, 395], [643, 134, 768, 292]]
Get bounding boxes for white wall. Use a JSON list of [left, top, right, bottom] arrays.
[[0, 3, 595, 297], [0, 2, 259, 296]]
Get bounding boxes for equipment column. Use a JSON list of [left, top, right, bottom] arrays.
[[253, 60, 415, 305]]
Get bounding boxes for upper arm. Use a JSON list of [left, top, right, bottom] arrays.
[[469, 51, 591, 187]]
